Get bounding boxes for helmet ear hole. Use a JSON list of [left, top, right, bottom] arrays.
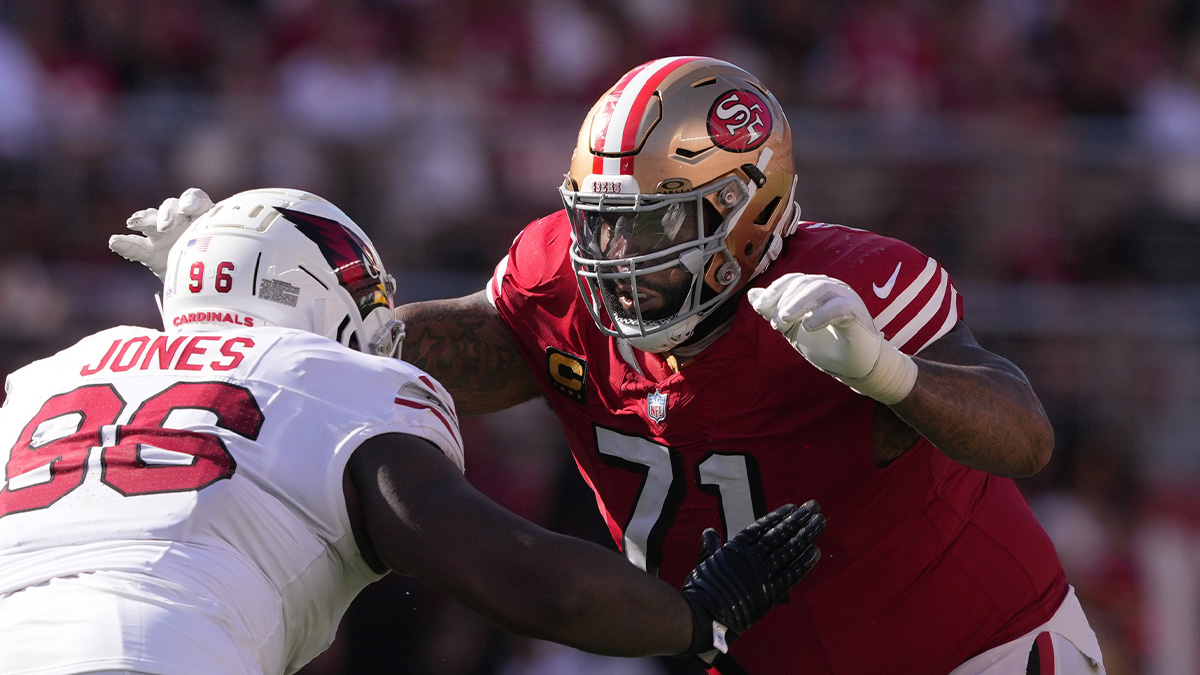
[[754, 196, 781, 226], [701, 199, 725, 236]]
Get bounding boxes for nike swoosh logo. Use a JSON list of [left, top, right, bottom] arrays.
[[872, 263, 902, 298]]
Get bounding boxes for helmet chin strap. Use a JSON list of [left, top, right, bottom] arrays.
[[619, 305, 736, 360], [617, 237, 741, 354], [615, 339, 645, 376], [618, 269, 704, 353], [671, 297, 740, 358], [621, 312, 702, 353]]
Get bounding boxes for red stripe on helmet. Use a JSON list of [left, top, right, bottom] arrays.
[[592, 62, 652, 156], [618, 57, 697, 153], [590, 56, 703, 176]]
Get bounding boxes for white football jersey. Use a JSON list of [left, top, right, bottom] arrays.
[[0, 325, 464, 675]]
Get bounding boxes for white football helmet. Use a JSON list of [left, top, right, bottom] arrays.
[[160, 188, 405, 358], [561, 56, 801, 353]]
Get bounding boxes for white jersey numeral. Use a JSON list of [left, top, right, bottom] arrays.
[[594, 427, 762, 575], [697, 453, 762, 539]]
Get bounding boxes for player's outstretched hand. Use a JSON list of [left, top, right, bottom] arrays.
[[747, 273, 917, 404], [680, 500, 825, 655], [109, 188, 215, 281]]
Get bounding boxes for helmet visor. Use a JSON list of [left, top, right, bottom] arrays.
[[573, 200, 699, 261]]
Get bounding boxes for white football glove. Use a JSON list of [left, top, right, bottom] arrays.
[[747, 273, 917, 405], [108, 187, 215, 282]]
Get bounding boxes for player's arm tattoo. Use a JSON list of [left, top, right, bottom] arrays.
[[395, 291, 542, 415], [889, 322, 1055, 478]]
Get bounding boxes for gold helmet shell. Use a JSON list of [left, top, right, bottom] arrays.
[[561, 56, 800, 352]]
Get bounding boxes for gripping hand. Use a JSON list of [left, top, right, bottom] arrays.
[[109, 188, 215, 281], [680, 501, 825, 655], [747, 273, 917, 404]]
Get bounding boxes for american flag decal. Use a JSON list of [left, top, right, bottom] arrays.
[[187, 236, 211, 252]]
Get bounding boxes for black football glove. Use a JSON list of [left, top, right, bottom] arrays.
[[679, 500, 825, 655]]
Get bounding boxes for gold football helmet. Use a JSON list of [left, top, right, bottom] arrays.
[[561, 56, 801, 353]]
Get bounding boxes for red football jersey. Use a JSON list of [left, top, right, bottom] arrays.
[[487, 212, 1067, 674]]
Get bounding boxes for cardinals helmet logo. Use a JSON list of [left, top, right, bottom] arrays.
[[276, 206, 391, 318]]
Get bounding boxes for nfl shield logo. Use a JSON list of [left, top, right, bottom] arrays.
[[647, 391, 668, 423]]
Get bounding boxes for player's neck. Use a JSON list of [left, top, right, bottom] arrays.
[[666, 314, 735, 370], [664, 291, 745, 368]]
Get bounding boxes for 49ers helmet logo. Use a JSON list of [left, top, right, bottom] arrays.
[[707, 89, 773, 152]]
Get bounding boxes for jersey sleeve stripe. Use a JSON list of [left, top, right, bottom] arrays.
[[886, 268, 950, 350], [416, 374, 459, 425], [486, 253, 510, 308], [873, 258, 938, 329], [393, 397, 462, 448], [915, 286, 960, 354]]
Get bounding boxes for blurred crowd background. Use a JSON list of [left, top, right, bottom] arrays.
[[0, 0, 1198, 673]]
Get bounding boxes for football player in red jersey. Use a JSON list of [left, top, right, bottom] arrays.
[[114, 58, 1105, 674]]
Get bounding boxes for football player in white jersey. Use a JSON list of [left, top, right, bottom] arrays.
[[0, 188, 825, 675]]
